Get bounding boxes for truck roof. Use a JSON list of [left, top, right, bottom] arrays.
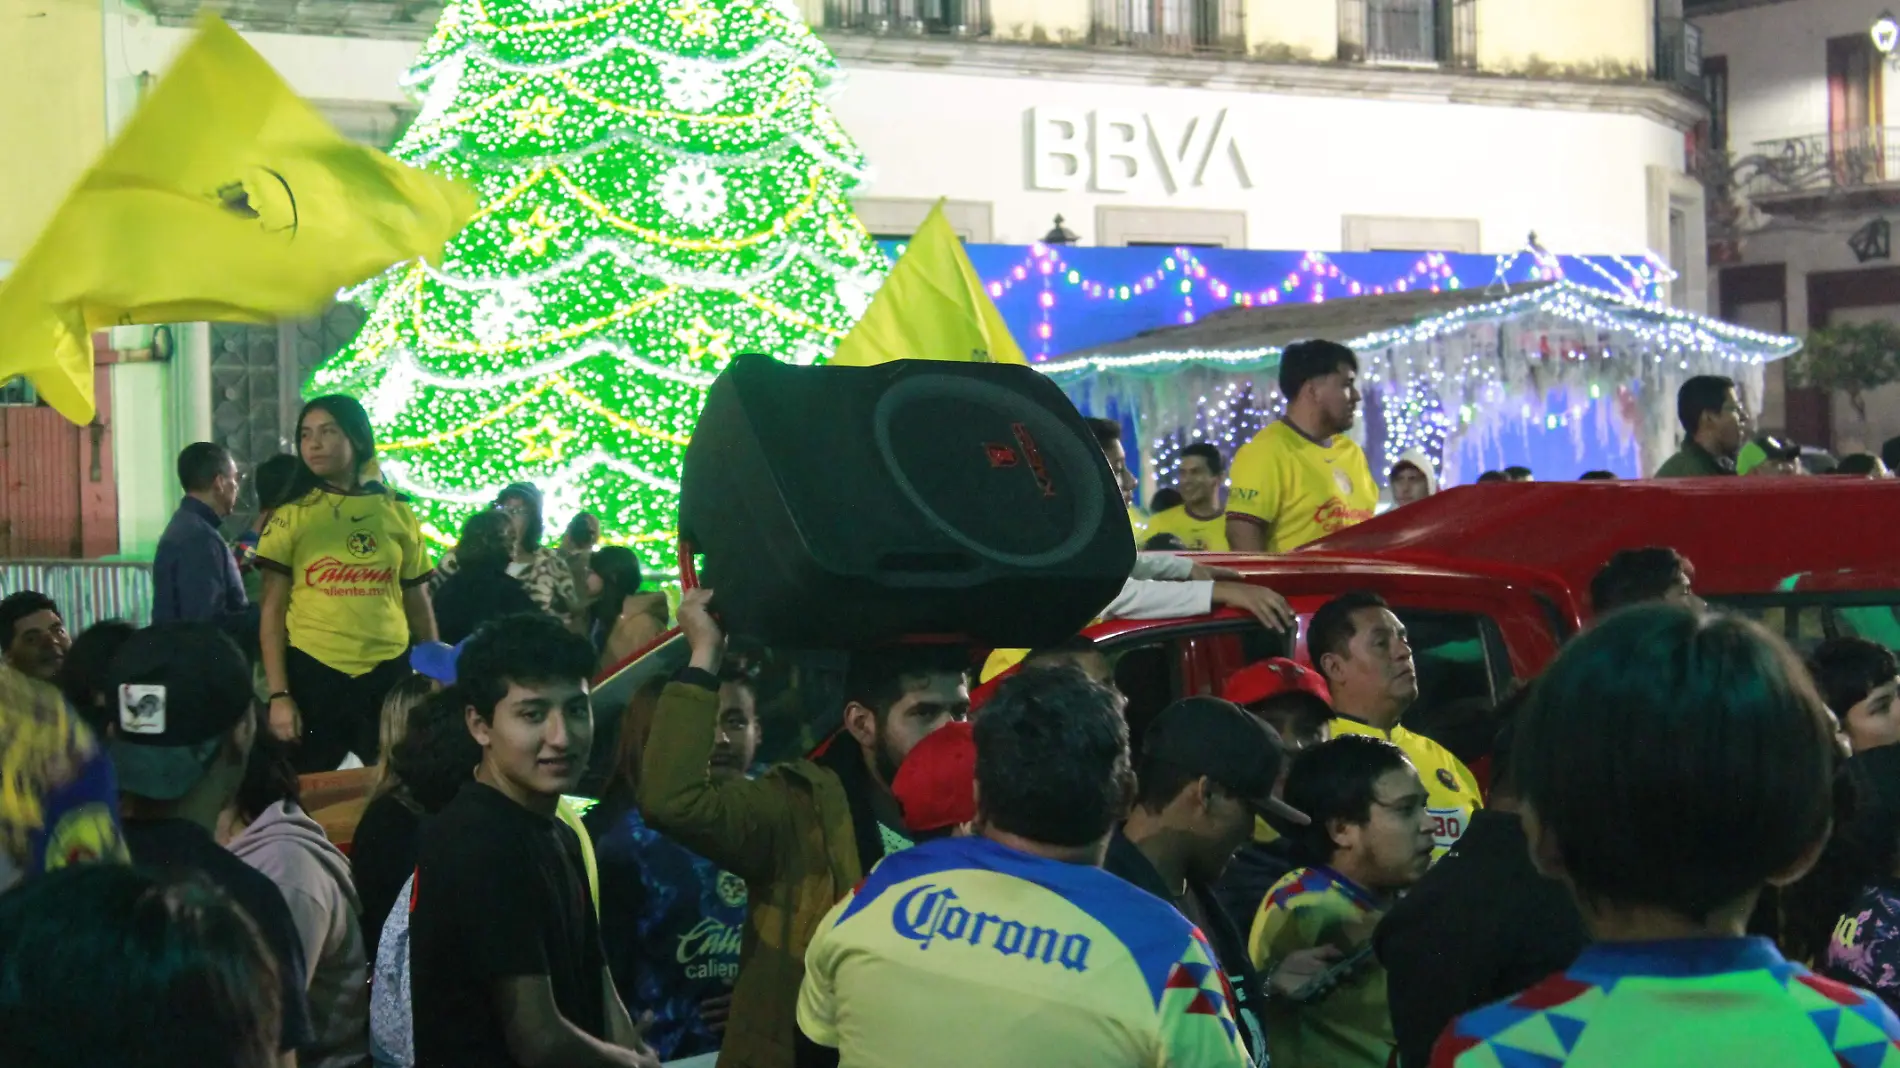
[[1297, 477, 1900, 598]]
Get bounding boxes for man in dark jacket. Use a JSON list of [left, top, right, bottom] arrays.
[[639, 589, 969, 1068], [1374, 718, 1589, 1068], [1654, 375, 1745, 477], [152, 443, 254, 645], [1104, 696, 1316, 1065]]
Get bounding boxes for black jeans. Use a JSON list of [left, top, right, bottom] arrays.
[[285, 646, 412, 773]]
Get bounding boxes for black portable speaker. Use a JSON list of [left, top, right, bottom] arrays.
[[679, 354, 1136, 649]]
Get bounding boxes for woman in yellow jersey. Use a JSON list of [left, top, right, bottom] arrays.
[[258, 395, 439, 774]]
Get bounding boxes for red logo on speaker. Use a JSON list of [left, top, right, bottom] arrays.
[[984, 443, 1019, 468], [1013, 423, 1057, 499]]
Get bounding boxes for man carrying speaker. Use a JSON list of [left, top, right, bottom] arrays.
[[1225, 340, 1379, 553], [639, 589, 971, 1068]]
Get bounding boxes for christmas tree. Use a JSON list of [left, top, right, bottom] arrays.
[[311, 0, 888, 570]]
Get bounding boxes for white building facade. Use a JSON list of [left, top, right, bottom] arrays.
[[73, 0, 1707, 553], [1694, 0, 1900, 454]]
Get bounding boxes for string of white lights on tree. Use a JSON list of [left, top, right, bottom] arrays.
[[311, 0, 887, 565]]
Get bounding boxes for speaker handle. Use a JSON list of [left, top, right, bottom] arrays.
[[678, 537, 700, 592]]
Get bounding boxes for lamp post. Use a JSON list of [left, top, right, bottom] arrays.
[[1874, 11, 1899, 64]]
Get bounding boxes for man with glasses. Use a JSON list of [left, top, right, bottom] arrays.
[[1655, 375, 1747, 477], [1249, 735, 1436, 1068]]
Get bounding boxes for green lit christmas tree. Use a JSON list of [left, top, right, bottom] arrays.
[[312, 0, 888, 569]]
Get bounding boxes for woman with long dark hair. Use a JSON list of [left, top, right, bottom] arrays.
[[431, 509, 540, 644], [258, 394, 438, 774], [588, 545, 667, 672], [431, 482, 580, 629]]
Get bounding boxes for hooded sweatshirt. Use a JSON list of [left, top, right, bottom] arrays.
[[230, 800, 371, 1068], [1393, 449, 1439, 495]]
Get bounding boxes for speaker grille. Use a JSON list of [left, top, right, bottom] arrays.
[[873, 374, 1107, 568]]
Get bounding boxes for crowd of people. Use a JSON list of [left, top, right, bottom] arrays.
[[0, 342, 1897, 1068]]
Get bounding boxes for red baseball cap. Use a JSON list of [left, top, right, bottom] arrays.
[[1222, 658, 1332, 707], [892, 720, 977, 834]]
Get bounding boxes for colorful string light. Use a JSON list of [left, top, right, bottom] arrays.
[[1080, 280, 1800, 493], [312, 0, 886, 567]]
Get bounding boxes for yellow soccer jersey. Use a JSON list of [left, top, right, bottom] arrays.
[[799, 835, 1251, 1068], [1329, 717, 1481, 858], [1144, 505, 1230, 552], [1250, 866, 1395, 1068], [1225, 422, 1376, 552], [257, 485, 433, 676]]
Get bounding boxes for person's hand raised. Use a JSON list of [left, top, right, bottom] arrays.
[[678, 588, 726, 674]]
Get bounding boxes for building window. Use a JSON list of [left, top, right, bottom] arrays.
[[826, 0, 989, 36], [1095, 206, 1246, 249], [1341, 215, 1482, 253], [1827, 33, 1886, 186], [0, 377, 38, 407], [853, 198, 993, 243], [1339, 0, 1476, 68], [1090, 0, 1245, 55], [1702, 55, 1729, 154]]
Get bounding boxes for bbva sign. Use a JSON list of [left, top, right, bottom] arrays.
[[1026, 106, 1254, 194]]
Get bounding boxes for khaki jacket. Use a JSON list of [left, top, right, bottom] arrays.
[[638, 680, 864, 1068]]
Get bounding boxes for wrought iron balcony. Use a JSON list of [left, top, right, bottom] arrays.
[[1090, 0, 1246, 56], [1654, 16, 1704, 97], [1338, 0, 1476, 68], [825, 0, 988, 37], [1740, 128, 1900, 201]]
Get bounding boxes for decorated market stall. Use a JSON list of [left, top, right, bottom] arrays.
[[1039, 280, 1802, 492]]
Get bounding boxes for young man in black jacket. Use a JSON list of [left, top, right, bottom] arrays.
[[1103, 696, 1324, 1065], [1374, 717, 1588, 1068]]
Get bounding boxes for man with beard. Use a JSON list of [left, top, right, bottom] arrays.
[[1225, 341, 1377, 553], [1309, 591, 1481, 859], [0, 592, 70, 684], [640, 590, 969, 1068]]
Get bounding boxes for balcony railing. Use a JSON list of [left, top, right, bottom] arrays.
[[1654, 16, 1704, 96], [826, 0, 989, 37], [1741, 128, 1900, 200], [1338, 0, 1476, 68], [1091, 0, 1246, 56]]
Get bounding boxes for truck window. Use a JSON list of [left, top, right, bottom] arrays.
[[1712, 595, 1900, 657], [1391, 609, 1509, 772]]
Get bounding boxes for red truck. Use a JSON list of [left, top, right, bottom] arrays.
[[306, 478, 1900, 839], [582, 478, 1900, 783]]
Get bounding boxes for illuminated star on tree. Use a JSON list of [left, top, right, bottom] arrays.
[[513, 415, 579, 462], [503, 204, 565, 257], [673, 316, 734, 370], [667, 0, 719, 38], [508, 95, 568, 136]]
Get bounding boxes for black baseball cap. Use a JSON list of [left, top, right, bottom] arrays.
[[105, 624, 255, 801], [1141, 696, 1310, 825]]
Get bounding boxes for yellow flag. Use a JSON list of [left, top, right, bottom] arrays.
[[831, 200, 1025, 367], [0, 16, 476, 424]]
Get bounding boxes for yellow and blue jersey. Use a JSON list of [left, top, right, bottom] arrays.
[[1250, 865, 1395, 1068], [1434, 937, 1900, 1067], [799, 835, 1252, 1067]]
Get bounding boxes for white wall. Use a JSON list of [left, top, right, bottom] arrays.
[[833, 67, 1686, 253], [1698, 0, 1900, 149], [107, 10, 1685, 256]]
